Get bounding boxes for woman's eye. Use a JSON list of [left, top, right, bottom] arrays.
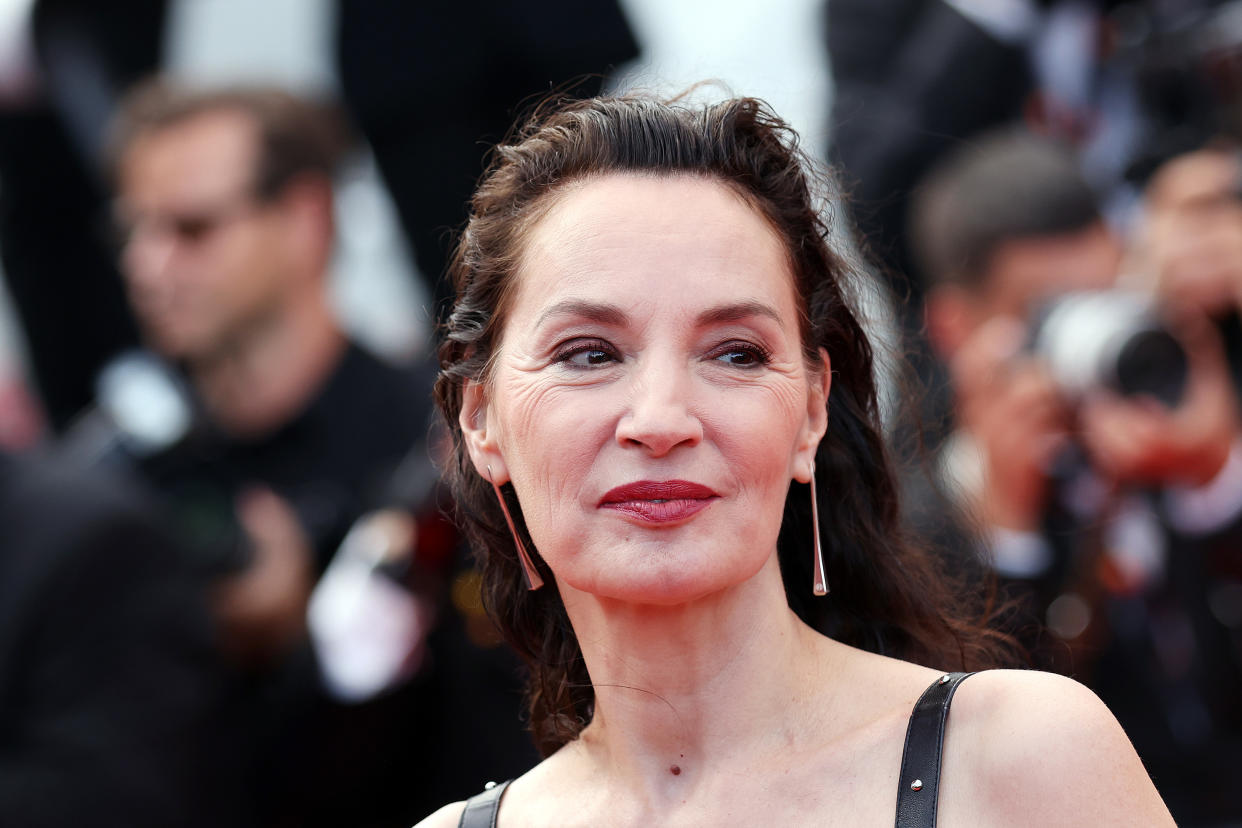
[[554, 340, 618, 368], [711, 343, 770, 368]]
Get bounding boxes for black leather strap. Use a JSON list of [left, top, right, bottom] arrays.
[[894, 671, 975, 828], [457, 780, 511, 828]]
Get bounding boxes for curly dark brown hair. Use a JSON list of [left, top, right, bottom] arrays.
[[435, 93, 1010, 758]]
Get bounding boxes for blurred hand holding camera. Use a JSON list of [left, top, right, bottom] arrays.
[[951, 315, 1072, 531], [1078, 308, 1240, 488], [212, 485, 314, 667]]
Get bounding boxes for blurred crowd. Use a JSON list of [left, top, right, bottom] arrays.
[[0, 0, 1239, 826]]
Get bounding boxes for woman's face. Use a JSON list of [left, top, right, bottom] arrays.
[[461, 174, 830, 605]]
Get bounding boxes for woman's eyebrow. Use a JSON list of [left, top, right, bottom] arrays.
[[535, 299, 628, 329], [696, 301, 784, 328], [534, 299, 783, 330]]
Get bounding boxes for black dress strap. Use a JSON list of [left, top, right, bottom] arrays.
[[894, 671, 975, 828], [457, 780, 511, 828]]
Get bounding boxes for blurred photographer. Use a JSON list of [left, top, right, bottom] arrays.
[[911, 128, 1242, 825], [54, 79, 535, 826], [1141, 145, 1242, 377]]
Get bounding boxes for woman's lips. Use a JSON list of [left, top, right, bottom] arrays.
[[598, 480, 719, 524]]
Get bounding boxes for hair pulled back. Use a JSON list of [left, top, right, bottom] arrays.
[[435, 93, 1006, 757]]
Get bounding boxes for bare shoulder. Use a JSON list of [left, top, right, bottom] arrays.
[[409, 745, 583, 827], [940, 670, 1173, 826], [411, 800, 465, 828]]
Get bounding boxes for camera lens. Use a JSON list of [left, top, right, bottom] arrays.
[[1031, 290, 1189, 407], [1114, 328, 1188, 407]]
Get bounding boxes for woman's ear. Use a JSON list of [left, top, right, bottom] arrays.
[[460, 379, 508, 484], [793, 347, 832, 484]]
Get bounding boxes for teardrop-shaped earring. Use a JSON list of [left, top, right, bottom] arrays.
[[810, 460, 829, 596], [486, 466, 544, 591]]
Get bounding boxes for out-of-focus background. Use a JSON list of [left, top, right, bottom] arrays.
[[0, 1, 1240, 826], [0, 0, 834, 392]]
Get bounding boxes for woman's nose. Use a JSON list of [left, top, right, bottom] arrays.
[[614, 360, 703, 456]]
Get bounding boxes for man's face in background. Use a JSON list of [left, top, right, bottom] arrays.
[[1143, 148, 1242, 317], [116, 109, 296, 362], [927, 221, 1123, 361], [968, 222, 1122, 331]]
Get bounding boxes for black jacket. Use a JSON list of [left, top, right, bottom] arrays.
[[0, 452, 226, 827]]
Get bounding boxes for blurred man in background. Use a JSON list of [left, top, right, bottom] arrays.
[[0, 0, 640, 428], [86, 80, 535, 827], [1142, 145, 1242, 386], [826, 0, 1242, 455], [107, 80, 416, 656], [910, 129, 1242, 825]]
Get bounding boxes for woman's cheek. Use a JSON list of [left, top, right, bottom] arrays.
[[498, 378, 613, 521]]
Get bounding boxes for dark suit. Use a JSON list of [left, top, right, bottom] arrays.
[[336, 0, 639, 319], [0, 452, 230, 827], [827, 0, 1033, 304]]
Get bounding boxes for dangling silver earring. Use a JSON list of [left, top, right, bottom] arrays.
[[486, 465, 544, 591], [810, 460, 829, 596]]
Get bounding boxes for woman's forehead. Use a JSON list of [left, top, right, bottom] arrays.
[[527, 173, 777, 242], [510, 173, 796, 321]]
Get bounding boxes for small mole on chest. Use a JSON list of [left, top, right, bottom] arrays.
[[670, 765, 681, 776]]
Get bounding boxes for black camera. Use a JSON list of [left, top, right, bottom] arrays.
[[1029, 290, 1189, 407]]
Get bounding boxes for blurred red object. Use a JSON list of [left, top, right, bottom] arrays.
[[0, 361, 45, 450]]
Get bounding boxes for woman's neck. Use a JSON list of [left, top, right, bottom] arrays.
[[562, 554, 840, 804]]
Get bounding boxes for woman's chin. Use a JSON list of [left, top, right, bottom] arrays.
[[559, 553, 770, 608]]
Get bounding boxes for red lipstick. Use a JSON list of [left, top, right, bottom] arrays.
[[599, 480, 719, 524]]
